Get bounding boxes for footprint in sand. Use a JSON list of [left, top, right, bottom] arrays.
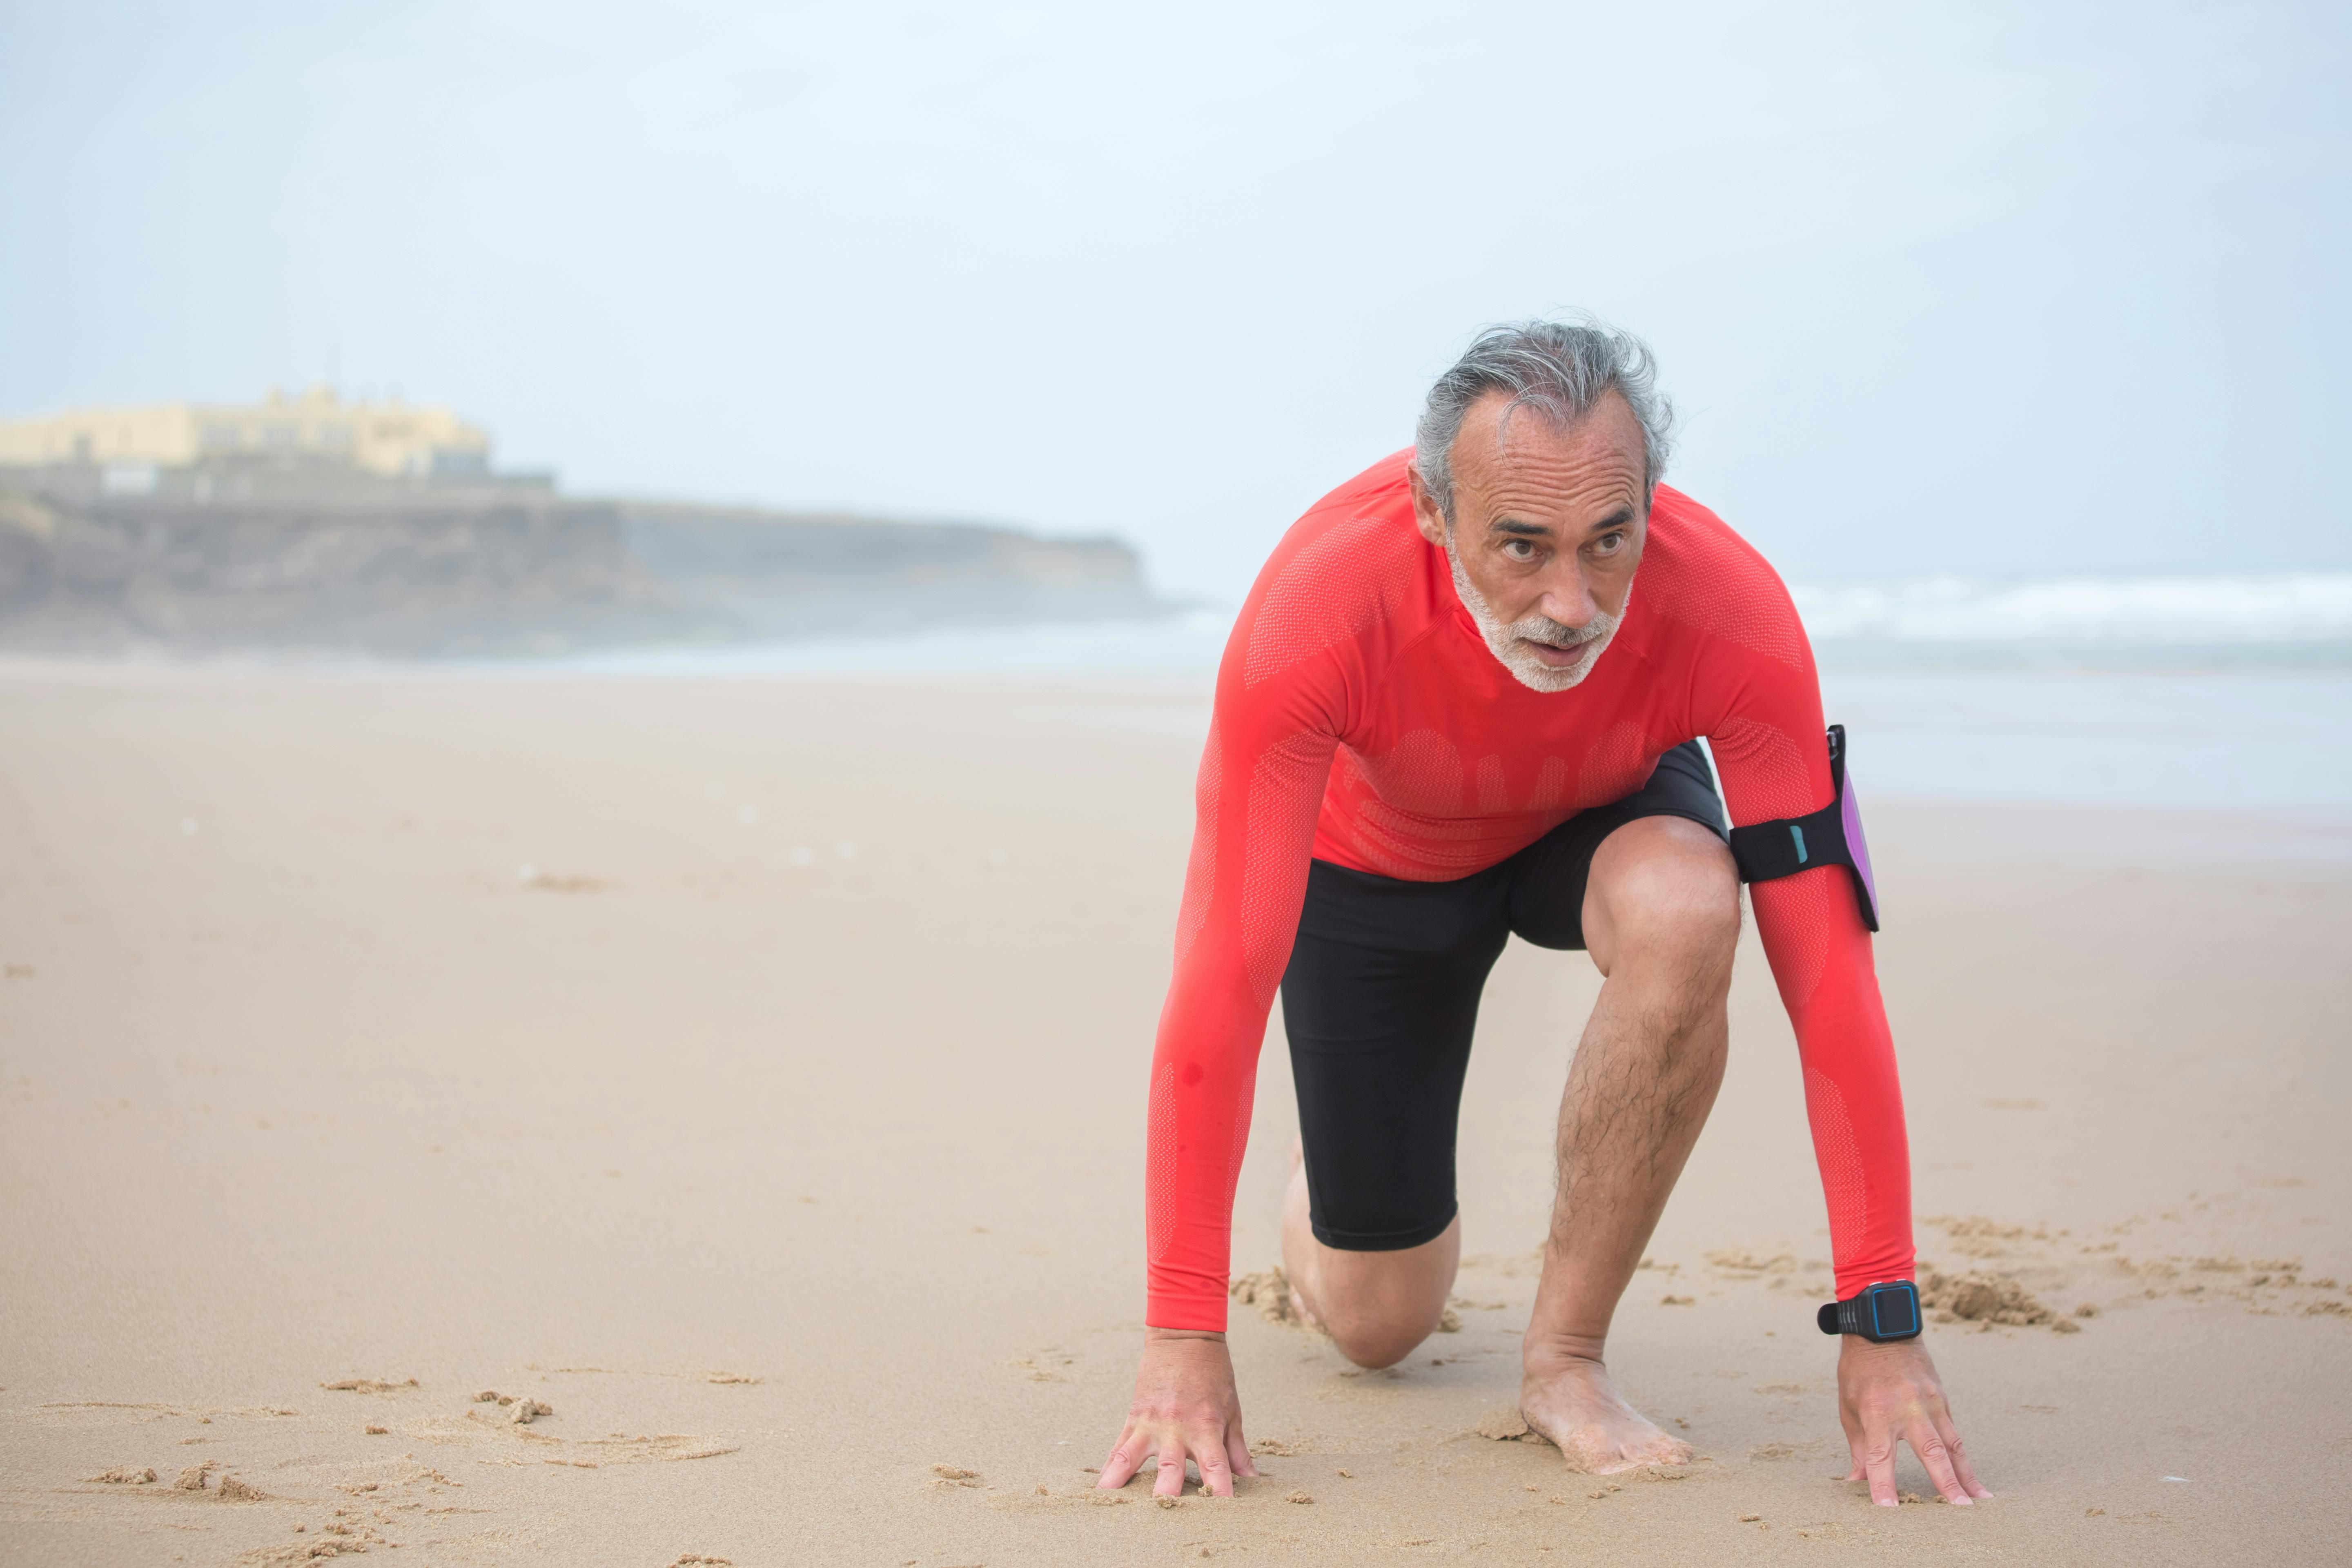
[[469, 1390, 554, 1424], [32, 1401, 199, 1425], [247, 1518, 394, 1563], [1706, 1249, 1797, 1274], [521, 870, 610, 893], [459, 1417, 736, 1466], [320, 1378, 419, 1395]]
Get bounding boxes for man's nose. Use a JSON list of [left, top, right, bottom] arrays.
[[1535, 564, 1599, 628]]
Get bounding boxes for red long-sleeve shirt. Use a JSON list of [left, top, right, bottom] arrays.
[[1145, 451, 1913, 1331]]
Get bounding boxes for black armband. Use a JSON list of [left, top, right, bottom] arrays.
[[1727, 723, 1880, 932]]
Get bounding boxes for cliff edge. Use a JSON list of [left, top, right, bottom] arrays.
[[0, 476, 1160, 657]]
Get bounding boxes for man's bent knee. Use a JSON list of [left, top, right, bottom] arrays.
[[1296, 1223, 1459, 1369], [1586, 817, 1741, 980], [1321, 1299, 1447, 1370]]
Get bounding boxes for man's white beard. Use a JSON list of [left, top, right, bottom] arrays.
[[1445, 534, 1623, 693]]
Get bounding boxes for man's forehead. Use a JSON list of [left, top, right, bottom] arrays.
[[1455, 393, 1645, 514]]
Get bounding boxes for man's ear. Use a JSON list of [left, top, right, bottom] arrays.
[[1406, 463, 1449, 548]]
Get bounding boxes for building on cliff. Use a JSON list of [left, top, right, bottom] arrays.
[[0, 387, 495, 490], [0, 391, 1160, 657]]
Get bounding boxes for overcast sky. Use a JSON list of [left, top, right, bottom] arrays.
[[4, 1, 2345, 601]]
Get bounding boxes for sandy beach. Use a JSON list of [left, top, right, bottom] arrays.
[[2, 663, 2348, 1566]]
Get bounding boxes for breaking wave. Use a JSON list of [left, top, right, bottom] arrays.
[[1791, 573, 2352, 650]]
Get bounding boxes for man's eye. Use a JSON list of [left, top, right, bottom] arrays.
[[1503, 540, 1536, 561], [1591, 533, 1624, 555]]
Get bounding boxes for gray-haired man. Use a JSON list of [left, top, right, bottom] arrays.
[[1097, 321, 1984, 1507]]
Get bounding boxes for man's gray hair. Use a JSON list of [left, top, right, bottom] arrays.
[[1413, 317, 1675, 521]]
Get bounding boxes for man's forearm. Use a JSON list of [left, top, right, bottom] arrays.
[[1749, 873, 1915, 1298]]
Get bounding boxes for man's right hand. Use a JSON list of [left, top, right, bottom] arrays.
[[1096, 1328, 1258, 1498]]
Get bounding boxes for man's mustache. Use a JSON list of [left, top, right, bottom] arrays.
[[1506, 612, 1614, 649]]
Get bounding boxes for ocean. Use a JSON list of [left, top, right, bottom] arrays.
[[541, 573, 2352, 820]]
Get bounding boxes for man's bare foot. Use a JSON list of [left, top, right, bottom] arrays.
[[1519, 1354, 1693, 1474]]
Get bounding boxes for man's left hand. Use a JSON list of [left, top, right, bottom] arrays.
[[1836, 1336, 1991, 1506]]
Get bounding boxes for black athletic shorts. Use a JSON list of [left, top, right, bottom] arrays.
[[1280, 739, 1728, 1252]]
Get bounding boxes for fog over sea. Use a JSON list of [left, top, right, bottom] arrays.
[[524, 570, 2352, 824]]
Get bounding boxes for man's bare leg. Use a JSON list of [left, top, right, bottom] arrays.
[[1281, 1140, 1460, 1368], [1520, 815, 1738, 1472]]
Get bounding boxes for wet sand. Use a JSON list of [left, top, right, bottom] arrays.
[[0, 665, 2347, 1565]]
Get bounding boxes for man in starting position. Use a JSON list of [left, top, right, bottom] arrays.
[[1097, 320, 1988, 1508]]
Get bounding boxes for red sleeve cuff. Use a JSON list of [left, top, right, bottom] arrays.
[[1145, 1292, 1229, 1334]]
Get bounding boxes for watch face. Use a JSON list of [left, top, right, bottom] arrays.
[[1869, 1284, 1920, 1338]]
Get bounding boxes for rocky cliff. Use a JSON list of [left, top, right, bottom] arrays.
[[0, 476, 1158, 657]]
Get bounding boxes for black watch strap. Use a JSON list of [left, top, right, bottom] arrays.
[[1817, 1281, 1922, 1342]]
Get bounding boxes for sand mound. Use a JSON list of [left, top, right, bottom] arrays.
[[1229, 1269, 1310, 1329], [1920, 1267, 2052, 1326], [1230, 1267, 1460, 1334], [1477, 1406, 1529, 1439]]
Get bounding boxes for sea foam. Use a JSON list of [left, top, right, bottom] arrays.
[[1791, 573, 2352, 649]]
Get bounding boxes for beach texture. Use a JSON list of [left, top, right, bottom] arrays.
[[1, 667, 2347, 1564]]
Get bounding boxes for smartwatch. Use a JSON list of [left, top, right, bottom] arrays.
[[1817, 1280, 1922, 1342]]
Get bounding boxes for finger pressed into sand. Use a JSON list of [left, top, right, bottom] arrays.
[[1864, 1438, 1901, 1506], [1933, 1409, 1993, 1499], [1908, 1416, 1973, 1504], [1224, 1425, 1258, 1481], [1096, 1430, 1146, 1489]]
